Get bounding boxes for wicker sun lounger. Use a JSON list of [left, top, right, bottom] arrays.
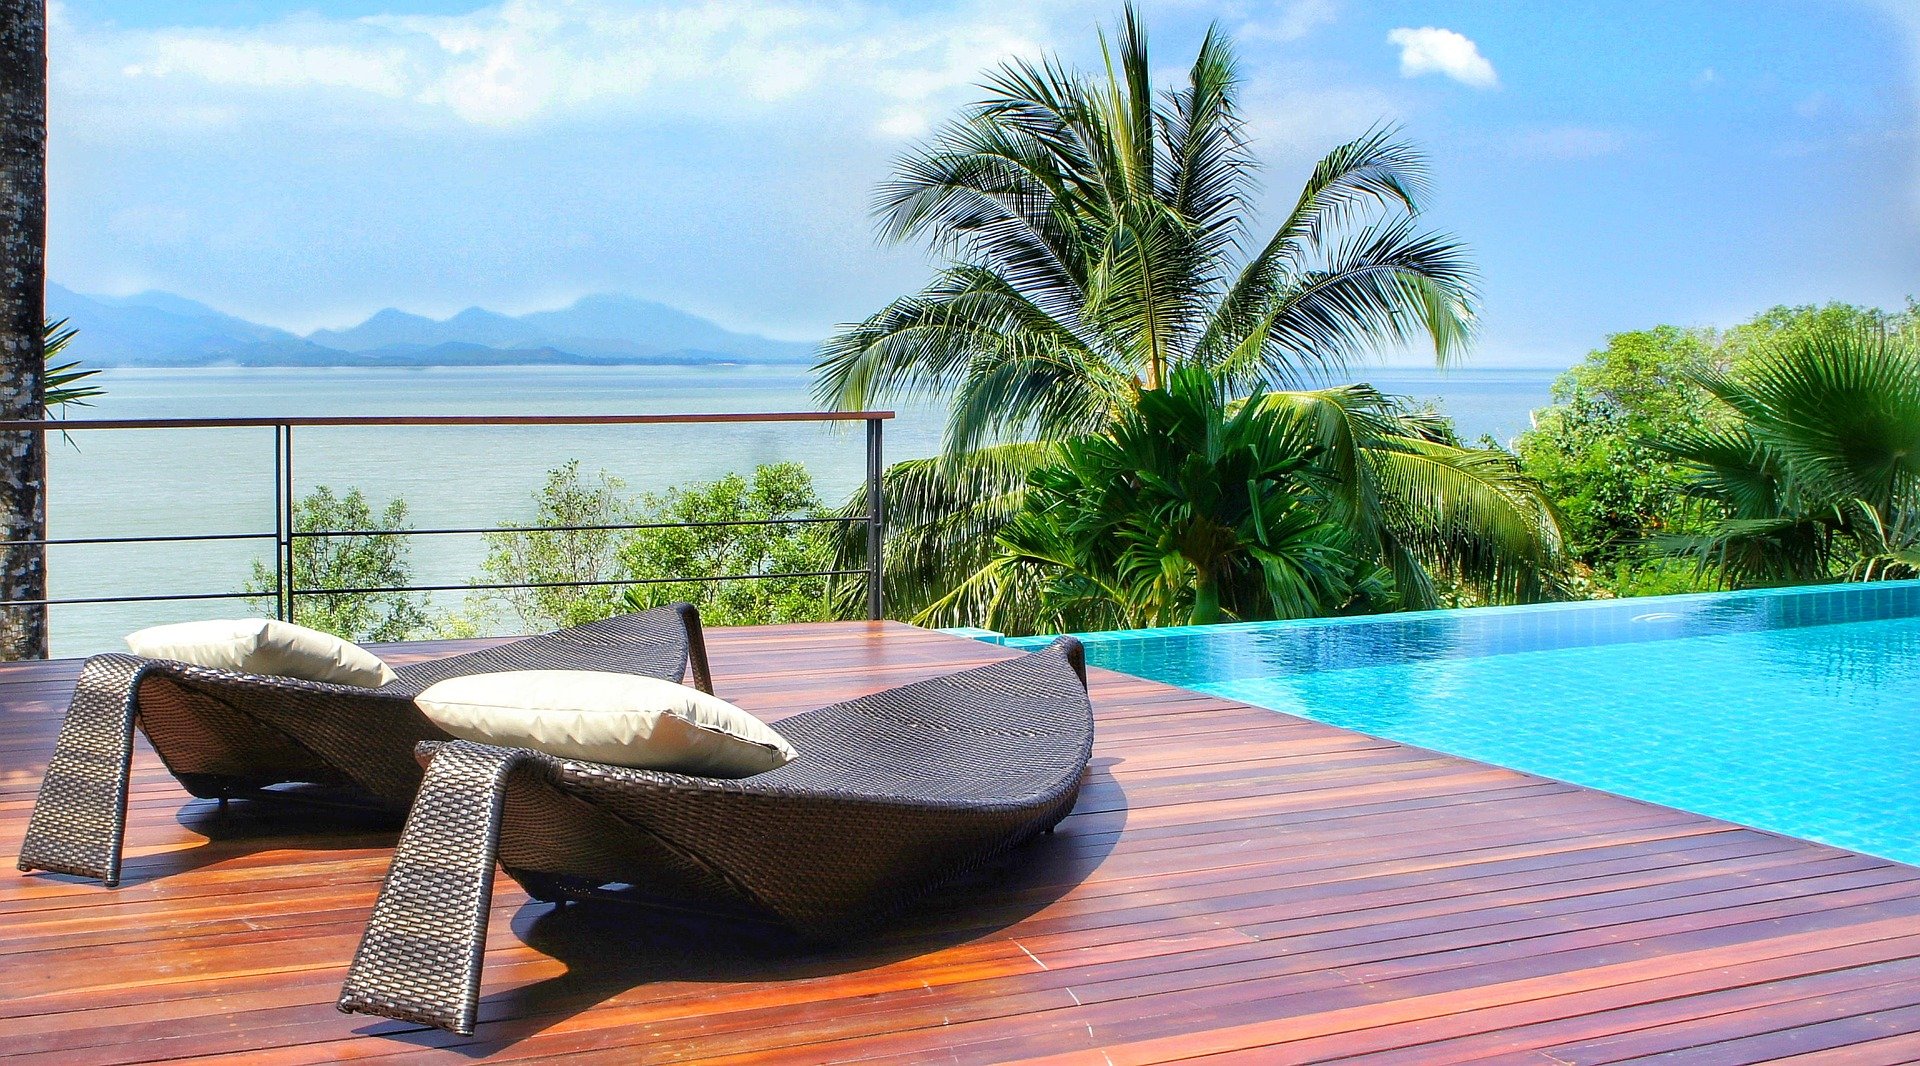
[[18, 605, 711, 887], [337, 636, 1095, 1035]]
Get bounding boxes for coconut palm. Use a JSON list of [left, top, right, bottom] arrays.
[[1655, 329, 1920, 585], [818, 5, 1561, 626]]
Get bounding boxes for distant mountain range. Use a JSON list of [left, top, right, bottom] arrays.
[[44, 284, 819, 368]]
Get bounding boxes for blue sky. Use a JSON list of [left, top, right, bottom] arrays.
[[46, 0, 1920, 367]]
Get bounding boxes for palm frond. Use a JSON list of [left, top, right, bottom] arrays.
[[44, 319, 102, 415], [828, 442, 1059, 626], [1211, 216, 1477, 390], [1363, 438, 1567, 603], [812, 264, 1096, 418], [1154, 23, 1251, 269]]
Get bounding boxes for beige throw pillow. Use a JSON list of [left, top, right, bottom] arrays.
[[126, 618, 399, 688], [415, 670, 796, 777]]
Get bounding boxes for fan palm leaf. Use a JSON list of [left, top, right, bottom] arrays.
[[1652, 328, 1920, 585]]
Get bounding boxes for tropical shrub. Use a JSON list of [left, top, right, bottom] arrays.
[[245, 486, 429, 642], [943, 366, 1562, 633], [478, 461, 837, 632], [940, 367, 1363, 629], [618, 462, 835, 626]]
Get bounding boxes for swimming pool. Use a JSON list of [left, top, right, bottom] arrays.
[[1002, 581, 1920, 867]]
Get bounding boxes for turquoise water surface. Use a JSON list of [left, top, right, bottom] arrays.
[[1007, 583, 1920, 866]]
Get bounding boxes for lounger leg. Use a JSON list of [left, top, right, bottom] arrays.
[[337, 741, 531, 1036], [18, 655, 147, 886]]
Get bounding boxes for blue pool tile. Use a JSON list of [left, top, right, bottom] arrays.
[[1008, 580, 1920, 866]]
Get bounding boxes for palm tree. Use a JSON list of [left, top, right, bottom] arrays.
[[1655, 329, 1920, 585], [0, 0, 48, 659], [818, 5, 1561, 625]]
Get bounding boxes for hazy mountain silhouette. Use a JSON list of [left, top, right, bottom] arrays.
[[47, 284, 818, 367]]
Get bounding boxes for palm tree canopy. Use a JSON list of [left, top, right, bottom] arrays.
[[815, 4, 1476, 457], [819, 4, 1563, 628]]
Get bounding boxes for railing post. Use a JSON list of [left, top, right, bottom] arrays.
[[865, 416, 884, 621], [271, 425, 284, 621], [278, 424, 296, 623]]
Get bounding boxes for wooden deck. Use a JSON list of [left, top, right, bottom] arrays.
[[4, 621, 1920, 1064]]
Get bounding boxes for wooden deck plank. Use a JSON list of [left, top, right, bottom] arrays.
[[0, 620, 1915, 1064]]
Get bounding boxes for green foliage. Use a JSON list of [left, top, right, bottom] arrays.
[[937, 367, 1365, 631], [618, 463, 835, 626], [817, 7, 1565, 628], [1514, 326, 1723, 570], [940, 367, 1565, 634], [1253, 386, 1566, 609], [44, 318, 104, 415], [1655, 328, 1920, 586], [1514, 300, 1919, 597], [245, 486, 428, 642], [478, 461, 631, 631], [479, 461, 837, 631], [1723, 300, 1920, 363]]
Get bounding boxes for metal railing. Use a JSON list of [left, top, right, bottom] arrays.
[[0, 410, 892, 623]]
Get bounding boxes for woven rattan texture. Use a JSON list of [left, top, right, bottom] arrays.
[[337, 638, 1094, 1034], [18, 605, 706, 885]]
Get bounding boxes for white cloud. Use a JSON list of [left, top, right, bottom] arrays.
[[1692, 67, 1720, 90], [59, 0, 1056, 134], [1508, 125, 1631, 161], [1239, 0, 1340, 43], [1386, 26, 1498, 89]]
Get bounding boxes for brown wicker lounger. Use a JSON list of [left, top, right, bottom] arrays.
[[17, 605, 711, 887], [336, 636, 1094, 1035]]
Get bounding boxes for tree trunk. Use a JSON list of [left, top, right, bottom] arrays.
[[0, 0, 46, 659], [1190, 571, 1221, 626]]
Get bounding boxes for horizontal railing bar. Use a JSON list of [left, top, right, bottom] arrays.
[[0, 411, 893, 431], [292, 515, 871, 539], [1, 532, 277, 548], [293, 569, 869, 596], [6, 591, 263, 607], [15, 568, 873, 607], [0, 518, 875, 547]]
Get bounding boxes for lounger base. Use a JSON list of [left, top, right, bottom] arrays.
[[337, 743, 529, 1036], [18, 655, 146, 886]]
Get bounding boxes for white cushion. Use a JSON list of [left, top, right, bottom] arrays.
[[126, 618, 398, 688], [415, 671, 796, 777]]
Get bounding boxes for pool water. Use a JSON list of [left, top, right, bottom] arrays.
[[1003, 582, 1920, 867]]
